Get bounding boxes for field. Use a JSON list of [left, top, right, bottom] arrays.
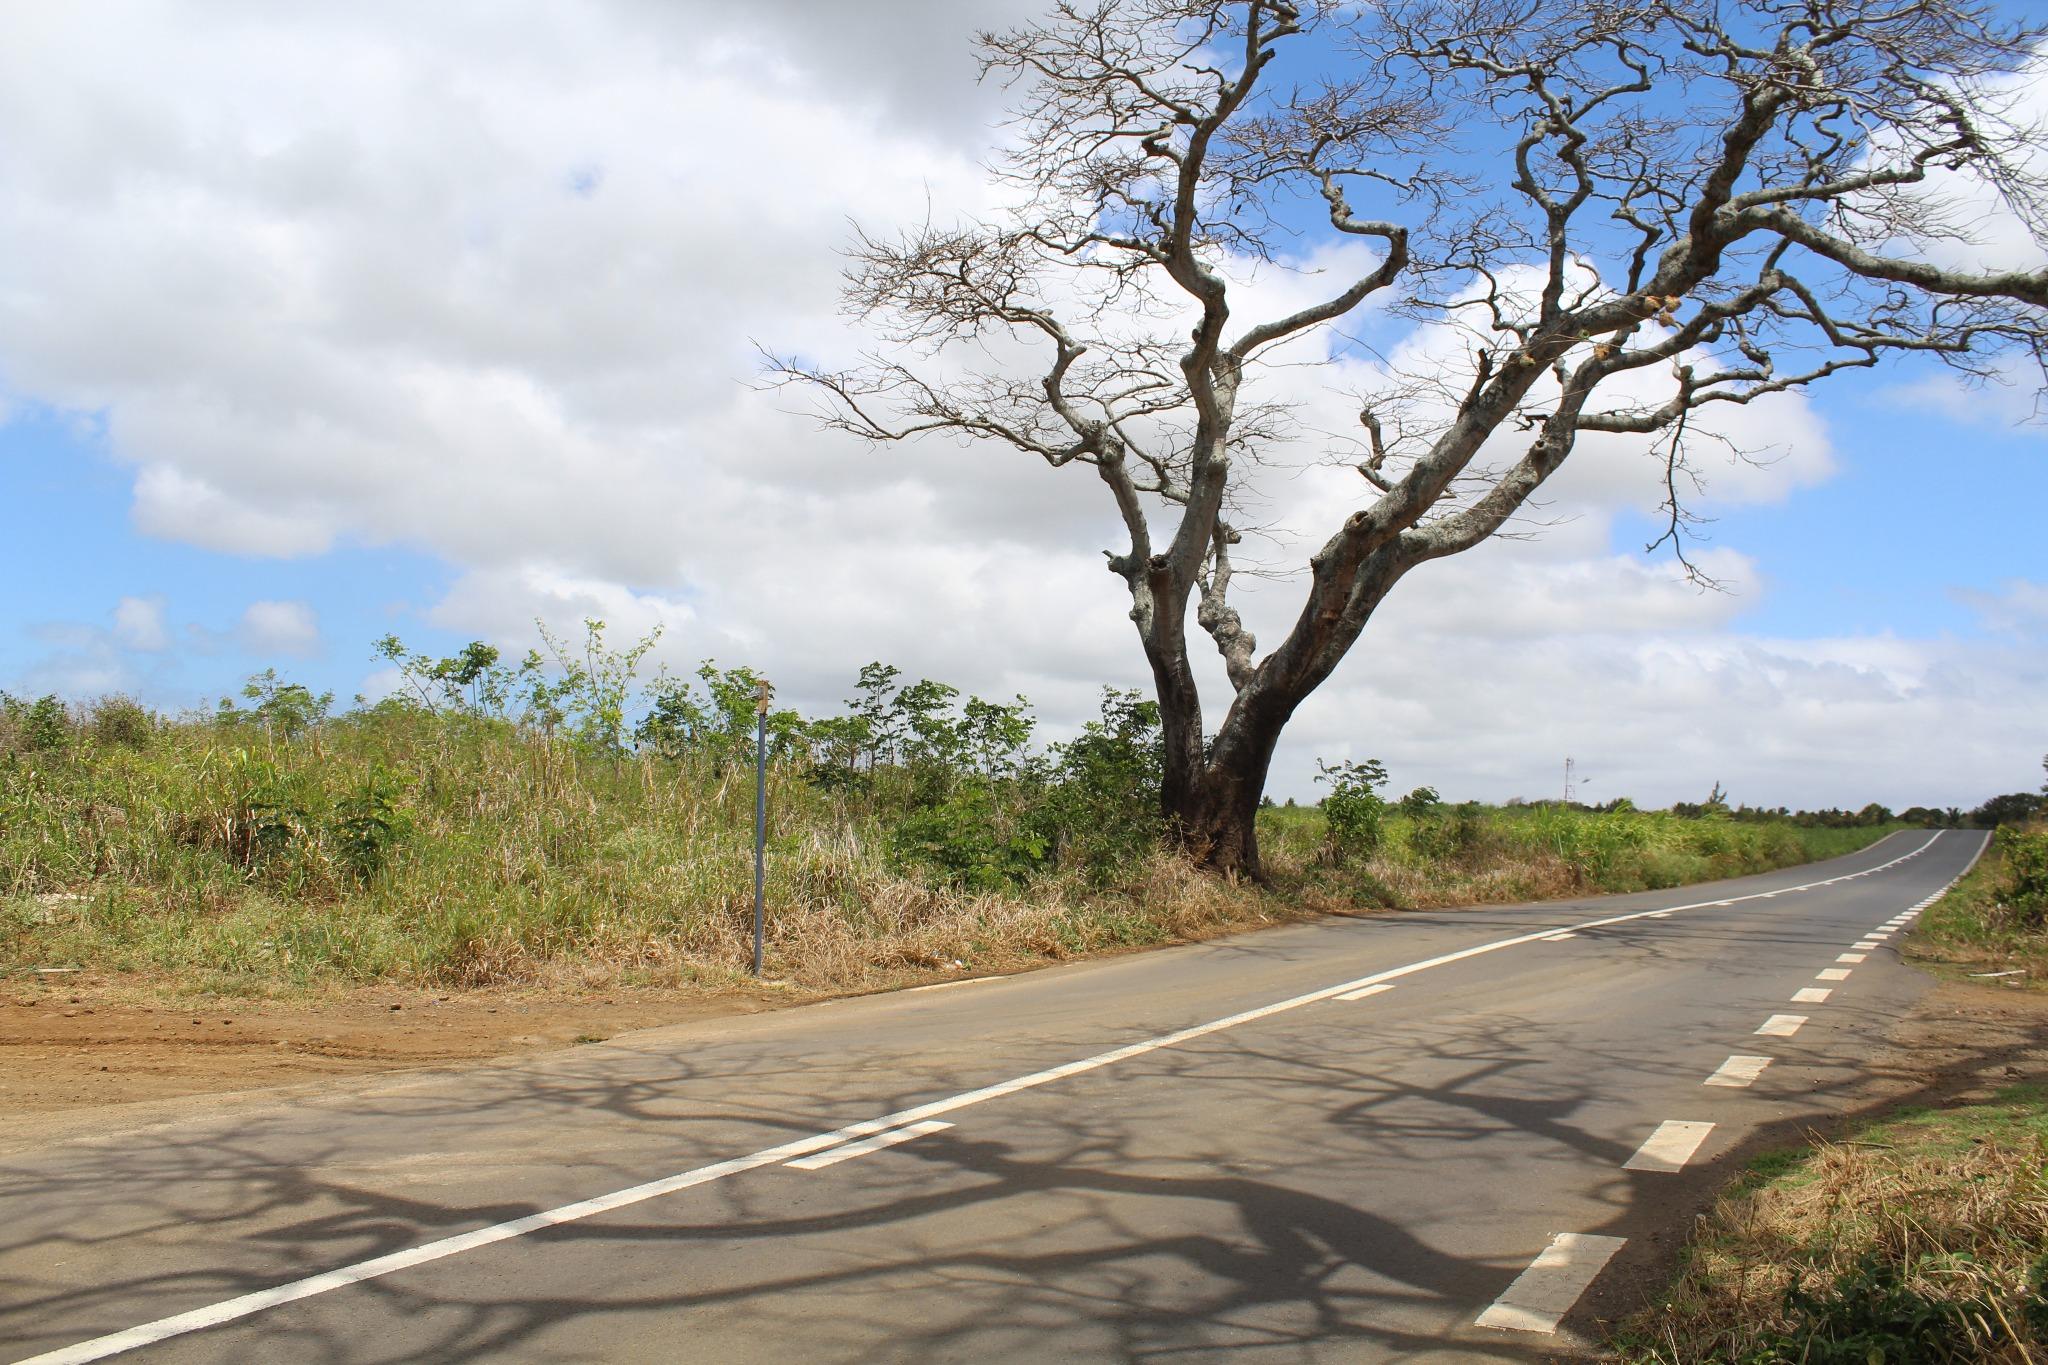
[[3, 690, 1902, 999]]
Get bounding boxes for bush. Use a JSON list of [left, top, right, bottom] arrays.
[[1992, 826, 2048, 930], [887, 781, 1047, 891], [331, 766, 412, 883], [1317, 759, 1389, 866], [1408, 801, 1486, 863], [6, 693, 76, 755], [1034, 688, 1163, 881], [88, 696, 156, 749]]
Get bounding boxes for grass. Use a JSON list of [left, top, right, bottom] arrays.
[[1912, 824, 2048, 987], [1616, 1085, 2048, 1363], [1261, 802, 1895, 908], [2, 705, 1907, 999]]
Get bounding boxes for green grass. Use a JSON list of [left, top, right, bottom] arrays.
[[1913, 825, 2048, 986], [1, 706, 1906, 996], [1259, 799, 1900, 907], [1617, 1086, 2048, 1363]]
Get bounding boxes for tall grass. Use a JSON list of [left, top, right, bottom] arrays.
[[1259, 800, 1888, 906], [1, 705, 1901, 995], [1620, 1086, 2048, 1363], [1915, 824, 2048, 982]]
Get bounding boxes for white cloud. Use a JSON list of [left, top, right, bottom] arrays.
[[0, 5, 2036, 814], [237, 600, 321, 658], [111, 595, 168, 652], [1958, 578, 2048, 635], [1885, 358, 2048, 435]]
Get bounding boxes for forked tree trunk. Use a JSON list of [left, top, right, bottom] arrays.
[[1157, 681, 1291, 882]]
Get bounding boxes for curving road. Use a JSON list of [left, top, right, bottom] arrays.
[[0, 828, 1988, 1363]]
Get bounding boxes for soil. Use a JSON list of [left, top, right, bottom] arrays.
[[10, 949, 2045, 1124], [0, 977, 805, 1116]]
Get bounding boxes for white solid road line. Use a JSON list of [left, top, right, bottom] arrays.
[[1704, 1055, 1773, 1088], [1816, 968, 1851, 982], [786, 1120, 953, 1170], [1792, 987, 1833, 1004], [1334, 983, 1394, 1002], [903, 976, 1008, 994], [1624, 1120, 1716, 1172], [18, 829, 1958, 1365], [1474, 1233, 1628, 1333], [1540, 931, 1579, 941], [1757, 1014, 1807, 1037]]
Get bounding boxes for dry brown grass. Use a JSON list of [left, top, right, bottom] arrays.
[[1622, 1088, 2048, 1363]]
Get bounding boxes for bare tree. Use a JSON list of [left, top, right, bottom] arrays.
[[775, 0, 2048, 878]]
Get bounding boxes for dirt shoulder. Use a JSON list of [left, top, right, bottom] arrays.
[[0, 979, 811, 1117]]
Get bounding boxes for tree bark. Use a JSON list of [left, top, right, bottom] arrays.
[[1157, 676, 1292, 882]]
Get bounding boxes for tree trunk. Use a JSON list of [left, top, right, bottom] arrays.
[[1159, 686, 1290, 882]]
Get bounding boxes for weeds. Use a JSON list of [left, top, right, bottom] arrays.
[[1915, 824, 2048, 982], [1618, 1086, 2048, 1363], [0, 642, 1905, 995]]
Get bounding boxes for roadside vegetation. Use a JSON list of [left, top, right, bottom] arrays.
[[3, 624, 1905, 997], [1912, 820, 2048, 987], [1616, 1085, 2048, 1363]]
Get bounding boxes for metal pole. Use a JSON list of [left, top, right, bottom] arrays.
[[752, 680, 770, 977]]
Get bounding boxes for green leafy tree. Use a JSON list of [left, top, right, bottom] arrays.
[[373, 635, 513, 716], [535, 619, 660, 752], [962, 694, 1036, 779], [1318, 759, 1390, 866], [231, 670, 333, 741], [1399, 785, 1441, 818], [849, 662, 903, 772]]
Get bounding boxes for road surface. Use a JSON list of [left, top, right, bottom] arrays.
[[0, 828, 1988, 1363]]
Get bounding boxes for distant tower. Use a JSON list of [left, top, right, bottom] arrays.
[[1563, 756, 1577, 805]]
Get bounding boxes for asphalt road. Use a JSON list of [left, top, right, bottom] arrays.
[[0, 828, 1988, 1363]]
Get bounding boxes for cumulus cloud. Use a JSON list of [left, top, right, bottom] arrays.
[[8, 594, 338, 701], [0, 4, 2036, 811]]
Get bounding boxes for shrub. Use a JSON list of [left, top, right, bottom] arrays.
[[1317, 758, 1389, 866], [88, 695, 156, 749], [1992, 826, 2048, 930], [1409, 800, 1486, 863], [887, 780, 1047, 891], [330, 765, 412, 883], [15, 694, 74, 754], [1035, 689, 1163, 880]]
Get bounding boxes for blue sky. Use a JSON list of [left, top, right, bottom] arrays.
[[0, 1, 2041, 810]]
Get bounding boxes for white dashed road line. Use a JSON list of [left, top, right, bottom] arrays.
[[1792, 987, 1833, 1004], [1704, 1055, 1772, 1088], [1474, 1233, 1628, 1333], [1624, 1120, 1716, 1172], [1837, 953, 1865, 964], [1757, 1014, 1807, 1037]]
